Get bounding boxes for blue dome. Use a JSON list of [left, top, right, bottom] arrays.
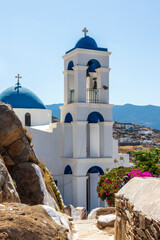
[[75, 36, 98, 49], [0, 84, 46, 109], [66, 35, 108, 54]]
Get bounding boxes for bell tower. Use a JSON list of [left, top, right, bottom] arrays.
[[60, 29, 115, 210]]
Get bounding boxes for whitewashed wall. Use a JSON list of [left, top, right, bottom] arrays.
[[14, 108, 52, 126]]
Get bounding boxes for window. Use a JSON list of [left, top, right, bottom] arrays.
[[25, 113, 31, 126]]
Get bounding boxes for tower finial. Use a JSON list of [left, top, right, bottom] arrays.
[[82, 27, 88, 36]]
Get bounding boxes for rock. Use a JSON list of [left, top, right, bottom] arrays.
[[10, 162, 60, 210], [0, 103, 38, 165], [0, 156, 20, 203], [63, 205, 80, 220], [42, 205, 71, 238], [0, 104, 24, 146], [0, 144, 15, 167], [76, 207, 86, 220], [97, 214, 116, 229], [6, 136, 37, 164], [0, 203, 71, 240], [0, 103, 63, 210], [88, 207, 115, 219]]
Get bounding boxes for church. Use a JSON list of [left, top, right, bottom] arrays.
[[0, 28, 129, 212]]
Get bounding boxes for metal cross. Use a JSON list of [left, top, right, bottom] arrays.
[[82, 27, 88, 36], [15, 74, 22, 84]]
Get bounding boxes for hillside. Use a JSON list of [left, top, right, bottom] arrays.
[[46, 103, 160, 130], [113, 122, 160, 161]]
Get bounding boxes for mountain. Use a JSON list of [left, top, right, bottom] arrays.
[[46, 103, 160, 130], [113, 104, 160, 130], [46, 104, 63, 119]]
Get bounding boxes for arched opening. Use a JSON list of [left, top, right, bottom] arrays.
[[87, 111, 104, 123], [87, 59, 101, 73], [64, 113, 73, 123], [87, 166, 104, 175], [86, 59, 101, 103], [64, 165, 72, 174], [67, 61, 74, 70], [87, 166, 104, 212], [64, 165, 73, 205], [25, 113, 31, 126]]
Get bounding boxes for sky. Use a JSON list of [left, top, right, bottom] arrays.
[[0, 0, 160, 106]]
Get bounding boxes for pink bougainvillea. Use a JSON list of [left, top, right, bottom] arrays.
[[97, 167, 153, 207], [128, 169, 153, 178]]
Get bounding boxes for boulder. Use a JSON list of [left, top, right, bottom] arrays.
[[0, 203, 71, 240], [10, 162, 59, 210], [63, 205, 80, 220], [0, 103, 62, 210], [88, 207, 115, 219], [76, 207, 86, 220], [6, 136, 37, 164], [97, 214, 116, 229], [0, 103, 38, 165], [0, 104, 24, 146], [0, 156, 20, 203]]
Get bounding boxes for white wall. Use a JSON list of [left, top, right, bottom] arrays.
[[89, 124, 99, 157], [14, 108, 52, 126]]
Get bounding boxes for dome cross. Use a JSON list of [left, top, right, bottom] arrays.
[[82, 27, 88, 36], [15, 74, 22, 92], [15, 74, 22, 84]]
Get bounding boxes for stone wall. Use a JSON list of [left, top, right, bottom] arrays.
[[115, 177, 160, 240]]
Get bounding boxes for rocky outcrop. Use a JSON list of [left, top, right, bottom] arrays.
[[0, 203, 70, 240], [0, 156, 20, 203], [88, 207, 115, 219], [115, 177, 160, 240], [0, 103, 62, 209], [0, 104, 37, 165]]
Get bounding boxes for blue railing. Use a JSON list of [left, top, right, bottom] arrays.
[[86, 89, 99, 103]]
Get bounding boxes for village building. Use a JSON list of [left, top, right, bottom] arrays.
[[0, 29, 129, 211]]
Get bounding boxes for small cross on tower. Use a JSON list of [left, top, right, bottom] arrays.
[[82, 27, 88, 36], [15, 74, 22, 84]]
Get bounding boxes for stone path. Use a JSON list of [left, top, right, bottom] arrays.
[[72, 219, 114, 240]]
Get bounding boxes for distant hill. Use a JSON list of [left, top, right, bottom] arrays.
[[46, 103, 160, 130], [46, 104, 63, 119]]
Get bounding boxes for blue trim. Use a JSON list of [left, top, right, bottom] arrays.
[[68, 61, 74, 70], [87, 112, 104, 123], [64, 113, 73, 123], [87, 166, 104, 175], [64, 165, 72, 174], [66, 35, 108, 54]]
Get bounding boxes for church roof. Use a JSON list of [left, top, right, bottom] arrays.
[[66, 29, 108, 54], [0, 83, 46, 109]]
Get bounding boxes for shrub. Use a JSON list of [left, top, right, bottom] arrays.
[[97, 167, 154, 207], [133, 147, 160, 176], [97, 167, 133, 207]]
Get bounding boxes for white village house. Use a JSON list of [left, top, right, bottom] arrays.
[[0, 29, 129, 212]]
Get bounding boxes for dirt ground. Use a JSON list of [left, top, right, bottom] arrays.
[[71, 219, 114, 240]]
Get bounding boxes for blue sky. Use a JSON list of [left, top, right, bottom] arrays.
[[0, 0, 160, 105]]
